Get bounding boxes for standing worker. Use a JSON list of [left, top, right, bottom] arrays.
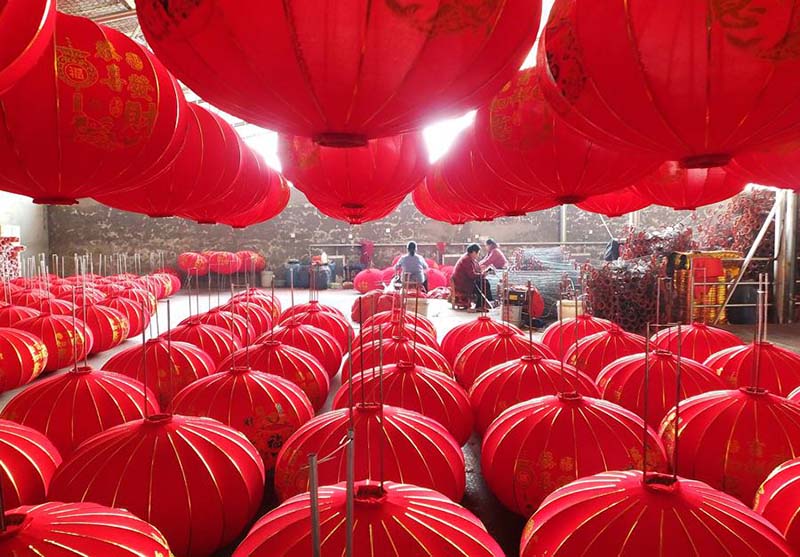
[[480, 238, 508, 271], [452, 243, 493, 311], [395, 241, 429, 291]]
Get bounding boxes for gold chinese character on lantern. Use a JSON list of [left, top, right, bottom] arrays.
[[127, 74, 154, 101], [95, 39, 122, 62], [101, 64, 126, 93]]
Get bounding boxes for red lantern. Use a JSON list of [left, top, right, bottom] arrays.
[[0, 12, 187, 204], [162, 319, 241, 371], [541, 313, 615, 359], [0, 327, 48, 388], [354, 321, 439, 352], [220, 300, 273, 338], [279, 299, 345, 321], [11, 289, 50, 307], [538, 0, 800, 168], [0, 367, 158, 457], [207, 251, 241, 274], [14, 314, 92, 372], [275, 404, 465, 502], [28, 297, 76, 316], [521, 470, 794, 556], [236, 251, 267, 273], [268, 321, 343, 378], [99, 295, 150, 338], [704, 342, 800, 396], [482, 393, 667, 515], [178, 252, 210, 276], [65, 287, 106, 307], [633, 162, 747, 210], [49, 414, 265, 557], [220, 340, 329, 410], [138, 0, 541, 144], [279, 304, 353, 351], [219, 170, 290, 228], [732, 141, 800, 192], [469, 355, 600, 435], [565, 325, 647, 380], [279, 133, 429, 224], [453, 329, 557, 388], [172, 366, 314, 470], [576, 187, 651, 217], [412, 181, 470, 225], [0, 0, 55, 94], [231, 289, 282, 320], [117, 287, 157, 316], [353, 269, 385, 294], [343, 335, 452, 382], [651, 321, 745, 363], [427, 268, 448, 290], [662, 387, 800, 505], [190, 309, 255, 345], [0, 420, 61, 508], [333, 361, 473, 445], [102, 338, 214, 408], [474, 67, 660, 205], [80, 304, 130, 354], [597, 350, 726, 428], [754, 457, 800, 553], [350, 290, 400, 322], [0, 304, 39, 326], [361, 308, 436, 337], [441, 315, 522, 364], [233, 481, 504, 557]]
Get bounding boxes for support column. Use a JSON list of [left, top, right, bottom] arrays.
[[775, 190, 797, 324], [560, 205, 568, 246]]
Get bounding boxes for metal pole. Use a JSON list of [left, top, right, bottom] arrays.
[[345, 429, 355, 557], [309, 454, 322, 557], [774, 190, 787, 323], [778, 191, 797, 323]]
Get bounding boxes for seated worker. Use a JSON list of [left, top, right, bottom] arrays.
[[452, 243, 493, 311], [480, 238, 508, 271], [394, 241, 428, 291]]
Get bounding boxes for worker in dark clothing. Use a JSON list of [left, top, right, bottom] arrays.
[[452, 243, 493, 311]]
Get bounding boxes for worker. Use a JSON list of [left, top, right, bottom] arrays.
[[452, 243, 493, 311], [395, 241, 428, 291], [480, 238, 508, 271]]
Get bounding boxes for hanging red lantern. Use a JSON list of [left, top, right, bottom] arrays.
[[80, 304, 130, 354], [343, 335, 452, 382], [469, 355, 600, 435], [117, 287, 157, 316], [632, 162, 747, 210], [220, 300, 273, 338], [361, 308, 436, 337], [453, 329, 557, 388], [538, 0, 800, 168], [565, 325, 647, 380], [279, 133, 429, 224], [521, 470, 794, 556], [412, 181, 470, 225], [0, 420, 61, 508], [235, 251, 267, 273], [49, 414, 265, 557], [0, 0, 55, 94], [0, 327, 48, 389], [353, 269, 385, 294], [0, 367, 157, 457], [275, 404, 465, 502], [162, 319, 241, 371], [234, 480, 504, 557], [172, 366, 314, 470], [0, 304, 39, 326], [102, 338, 214, 408], [99, 295, 150, 338], [0, 12, 187, 204], [483, 393, 667, 516], [441, 315, 522, 365], [662, 387, 800, 505], [279, 304, 353, 351], [576, 187, 651, 217], [190, 309, 255, 345], [424, 151, 503, 222], [754, 457, 800, 553], [220, 340, 329, 410], [541, 313, 615, 359], [268, 321, 343, 378], [178, 252, 210, 276], [207, 251, 241, 275], [333, 361, 473, 445], [597, 350, 727, 428], [138, 0, 541, 144], [651, 321, 745, 363], [731, 140, 800, 192], [231, 289, 282, 319], [13, 314, 92, 372], [703, 342, 800, 396], [474, 67, 660, 205], [354, 320, 439, 352], [219, 170, 290, 229]]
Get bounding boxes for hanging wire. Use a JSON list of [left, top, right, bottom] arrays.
[[641, 322, 652, 477], [672, 323, 683, 480], [141, 299, 150, 418], [308, 453, 322, 557]]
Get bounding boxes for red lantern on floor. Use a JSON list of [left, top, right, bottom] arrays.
[[538, 0, 800, 168], [275, 404, 465, 502], [81, 304, 130, 354], [190, 309, 255, 345], [633, 162, 747, 210], [233, 481, 504, 557], [172, 366, 314, 471], [350, 290, 400, 322], [268, 321, 343, 378], [236, 251, 267, 273], [0, 0, 55, 94], [521, 470, 793, 556], [354, 269, 385, 294], [469, 356, 600, 435], [755, 457, 800, 553], [14, 314, 92, 372], [279, 304, 353, 351], [651, 322, 745, 363], [662, 387, 800, 505], [102, 338, 214, 408], [0, 12, 187, 204], [221, 300, 273, 338], [0, 327, 47, 389], [454, 329, 557, 388], [100, 295, 150, 338], [0, 420, 61, 508], [178, 252, 210, 276], [162, 319, 241, 371], [207, 251, 241, 275], [354, 321, 439, 352], [565, 325, 647, 380], [541, 314, 615, 359], [117, 287, 157, 316], [49, 414, 265, 557], [483, 393, 667, 516], [333, 362, 473, 445], [597, 351, 726, 428], [704, 342, 800, 396], [576, 187, 651, 217], [441, 315, 522, 364], [65, 287, 106, 307], [343, 336, 452, 382], [0, 304, 39, 326], [1, 366, 157, 457], [231, 290, 282, 320], [138, 0, 541, 144], [361, 308, 436, 337], [279, 299, 344, 321], [11, 289, 50, 307], [220, 341, 329, 410]]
